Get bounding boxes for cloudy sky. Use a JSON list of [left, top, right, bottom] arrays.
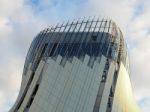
[[0, 0, 150, 112]]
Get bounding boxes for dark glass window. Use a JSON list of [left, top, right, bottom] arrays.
[[92, 35, 97, 41], [49, 43, 58, 56]]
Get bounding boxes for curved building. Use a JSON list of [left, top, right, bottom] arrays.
[[10, 17, 141, 112]]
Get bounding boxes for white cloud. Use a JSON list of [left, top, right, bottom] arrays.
[[0, 0, 47, 111], [139, 98, 150, 112], [0, 56, 22, 112], [126, 1, 150, 112]]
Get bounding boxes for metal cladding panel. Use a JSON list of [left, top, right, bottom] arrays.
[[17, 61, 45, 112], [111, 63, 141, 112], [9, 17, 141, 112], [9, 70, 32, 112], [27, 55, 106, 112], [99, 62, 115, 112]]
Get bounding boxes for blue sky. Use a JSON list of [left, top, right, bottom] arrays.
[[0, 0, 150, 112]]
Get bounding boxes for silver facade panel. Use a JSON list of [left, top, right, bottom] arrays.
[[10, 17, 141, 112], [24, 55, 106, 112]]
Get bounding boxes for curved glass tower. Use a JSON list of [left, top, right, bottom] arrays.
[[10, 17, 141, 112]]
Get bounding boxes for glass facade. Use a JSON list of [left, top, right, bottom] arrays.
[[10, 17, 141, 112]]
